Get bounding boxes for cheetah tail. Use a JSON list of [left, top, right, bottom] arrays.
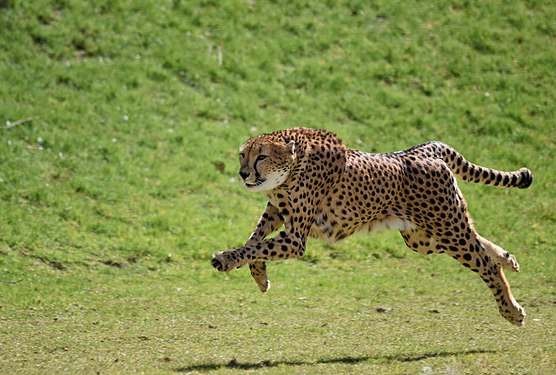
[[437, 142, 533, 189]]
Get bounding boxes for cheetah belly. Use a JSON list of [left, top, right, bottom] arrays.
[[309, 214, 336, 241], [309, 211, 415, 242], [359, 217, 416, 234]]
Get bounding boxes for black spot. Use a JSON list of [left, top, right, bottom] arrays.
[[510, 174, 518, 186]]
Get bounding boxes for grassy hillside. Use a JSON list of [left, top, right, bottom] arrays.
[[1, 0, 555, 373]]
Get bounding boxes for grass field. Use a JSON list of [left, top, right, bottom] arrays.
[[1, 0, 555, 373]]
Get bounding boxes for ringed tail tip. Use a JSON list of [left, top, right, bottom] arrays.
[[518, 168, 533, 189]]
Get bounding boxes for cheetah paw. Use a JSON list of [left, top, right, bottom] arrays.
[[510, 304, 526, 327], [515, 305, 526, 327], [504, 252, 520, 272], [257, 279, 271, 293], [500, 300, 526, 326], [211, 251, 240, 273]]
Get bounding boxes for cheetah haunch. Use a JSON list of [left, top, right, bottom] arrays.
[[212, 128, 532, 326]]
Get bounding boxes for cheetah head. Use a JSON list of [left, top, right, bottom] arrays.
[[238, 137, 296, 192]]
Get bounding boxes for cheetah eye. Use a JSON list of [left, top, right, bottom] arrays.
[[256, 155, 268, 162], [239, 153, 245, 159]]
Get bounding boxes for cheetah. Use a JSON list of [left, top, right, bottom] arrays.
[[212, 128, 532, 326]]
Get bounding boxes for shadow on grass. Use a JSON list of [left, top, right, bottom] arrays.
[[175, 349, 495, 372]]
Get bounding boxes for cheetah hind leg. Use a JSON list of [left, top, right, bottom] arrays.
[[477, 234, 520, 272], [401, 229, 525, 326], [400, 228, 443, 256], [249, 261, 270, 293], [456, 236, 526, 326]]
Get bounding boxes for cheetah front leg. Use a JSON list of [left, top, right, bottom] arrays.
[[248, 262, 270, 292], [212, 213, 310, 274], [246, 203, 284, 292], [211, 233, 307, 272]]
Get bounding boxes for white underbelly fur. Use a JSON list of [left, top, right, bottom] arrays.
[[310, 216, 416, 241], [359, 217, 416, 234]]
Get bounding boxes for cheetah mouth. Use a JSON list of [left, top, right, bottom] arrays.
[[245, 178, 266, 189]]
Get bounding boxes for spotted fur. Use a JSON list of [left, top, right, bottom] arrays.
[[212, 128, 532, 326]]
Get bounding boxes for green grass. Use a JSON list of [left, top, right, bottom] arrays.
[[1, 0, 555, 373]]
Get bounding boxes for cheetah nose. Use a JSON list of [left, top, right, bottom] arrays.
[[239, 171, 249, 180]]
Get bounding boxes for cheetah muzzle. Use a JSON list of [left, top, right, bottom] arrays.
[[212, 128, 532, 326]]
